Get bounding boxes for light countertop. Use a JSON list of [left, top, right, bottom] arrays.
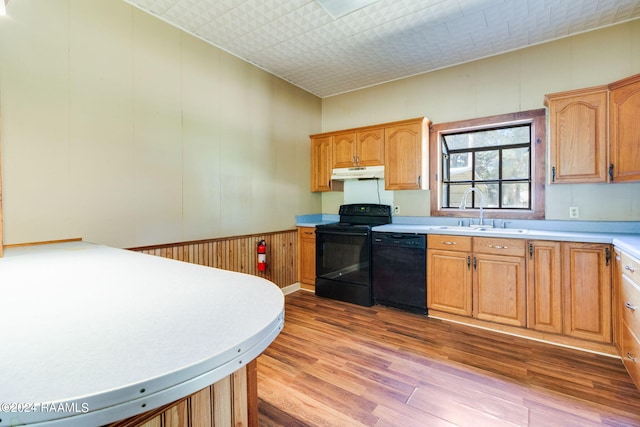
[[295, 213, 339, 228], [373, 223, 640, 259], [296, 214, 640, 259], [0, 241, 284, 427]]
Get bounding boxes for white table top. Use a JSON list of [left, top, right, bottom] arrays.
[[0, 241, 284, 426]]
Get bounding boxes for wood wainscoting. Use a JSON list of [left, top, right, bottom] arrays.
[[108, 360, 257, 427], [129, 230, 298, 290]]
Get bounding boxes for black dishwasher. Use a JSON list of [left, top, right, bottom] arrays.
[[371, 232, 427, 314]]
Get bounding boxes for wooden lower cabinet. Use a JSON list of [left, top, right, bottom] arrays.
[[613, 247, 624, 352], [428, 236, 613, 345], [622, 324, 640, 389], [562, 242, 612, 343], [427, 235, 526, 327], [527, 241, 563, 334], [297, 227, 316, 290], [474, 252, 526, 327], [618, 250, 640, 389], [427, 235, 472, 316], [473, 237, 526, 327]]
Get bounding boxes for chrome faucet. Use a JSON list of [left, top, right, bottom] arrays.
[[459, 188, 485, 227]]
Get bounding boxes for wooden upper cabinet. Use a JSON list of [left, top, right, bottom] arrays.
[[310, 135, 333, 192], [545, 86, 609, 184], [544, 73, 640, 185], [332, 132, 357, 168], [384, 118, 431, 190], [309, 117, 428, 192], [332, 128, 384, 168], [356, 128, 384, 166], [609, 73, 640, 182]]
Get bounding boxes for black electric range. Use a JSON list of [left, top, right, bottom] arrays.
[[314, 204, 392, 306]]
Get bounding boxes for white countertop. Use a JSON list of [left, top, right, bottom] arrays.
[[0, 241, 284, 427]]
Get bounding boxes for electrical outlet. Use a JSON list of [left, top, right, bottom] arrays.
[[394, 206, 400, 215], [569, 206, 579, 219]]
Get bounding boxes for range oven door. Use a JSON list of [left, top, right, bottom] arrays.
[[315, 227, 373, 307]]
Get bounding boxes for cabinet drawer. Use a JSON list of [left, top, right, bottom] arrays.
[[298, 227, 316, 240], [622, 322, 640, 390], [621, 252, 640, 282], [473, 237, 525, 257], [622, 275, 640, 333], [428, 235, 471, 252]]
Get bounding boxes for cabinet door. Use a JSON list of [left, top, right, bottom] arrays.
[[298, 227, 316, 287], [356, 128, 384, 166], [620, 250, 640, 389], [527, 241, 562, 334], [622, 323, 640, 390], [427, 249, 472, 316], [310, 136, 333, 192], [562, 243, 612, 343], [613, 248, 623, 352], [609, 74, 640, 182], [332, 132, 357, 168], [473, 253, 526, 327], [546, 87, 608, 183], [621, 252, 640, 337], [384, 119, 429, 190]]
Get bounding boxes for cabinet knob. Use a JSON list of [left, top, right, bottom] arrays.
[[488, 245, 508, 249], [625, 265, 637, 273], [627, 352, 638, 363], [625, 301, 637, 311], [441, 241, 456, 245]]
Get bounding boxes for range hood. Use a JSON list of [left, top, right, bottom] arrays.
[[331, 165, 384, 180]]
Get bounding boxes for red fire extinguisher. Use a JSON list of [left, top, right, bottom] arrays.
[[257, 240, 267, 272]]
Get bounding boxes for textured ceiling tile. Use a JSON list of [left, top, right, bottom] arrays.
[[122, 0, 640, 97]]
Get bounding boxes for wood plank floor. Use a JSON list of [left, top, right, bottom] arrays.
[[257, 290, 640, 426]]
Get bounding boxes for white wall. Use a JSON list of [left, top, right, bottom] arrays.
[[321, 20, 640, 221], [0, 0, 322, 248]]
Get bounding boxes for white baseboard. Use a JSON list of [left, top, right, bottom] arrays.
[[280, 283, 301, 295]]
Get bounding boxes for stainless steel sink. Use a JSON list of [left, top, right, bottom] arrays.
[[430, 226, 472, 232], [474, 227, 528, 234], [430, 225, 528, 234]]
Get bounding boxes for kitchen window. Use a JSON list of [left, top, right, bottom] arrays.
[[430, 109, 546, 219]]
